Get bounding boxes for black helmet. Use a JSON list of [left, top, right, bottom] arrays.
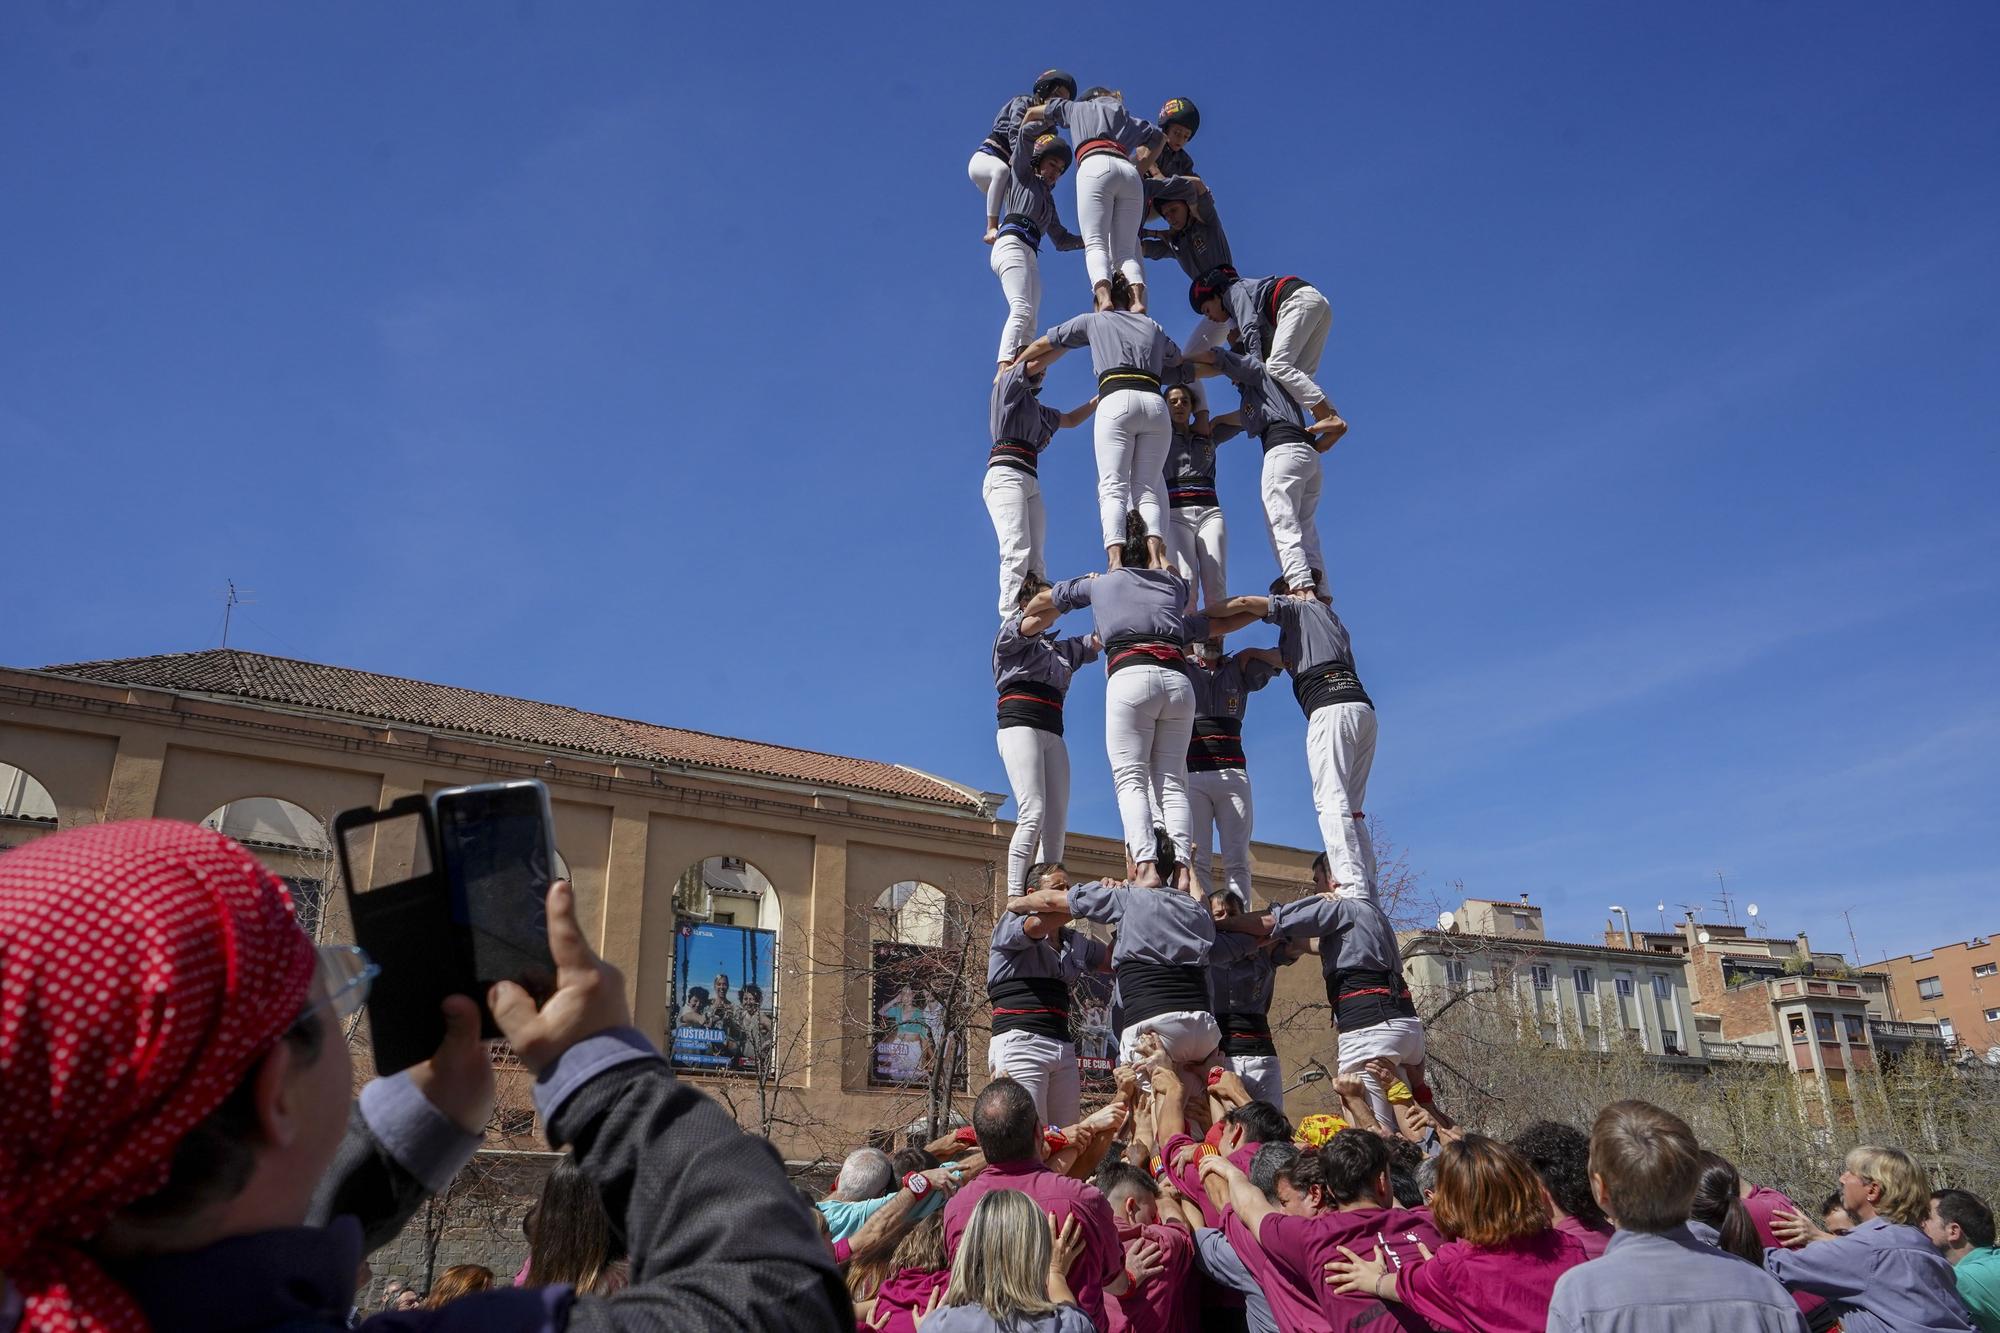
[[1033, 68, 1077, 100], [1189, 267, 1235, 314], [1081, 85, 1118, 102], [1030, 133, 1072, 173], [1159, 97, 1200, 137]]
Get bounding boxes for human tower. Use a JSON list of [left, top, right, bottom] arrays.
[[970, 71, 1429, 1133]]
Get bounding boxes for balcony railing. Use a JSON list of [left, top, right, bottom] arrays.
[[1869, 1019, 1945, 1041], [1701, 1039, 1785, 1063]]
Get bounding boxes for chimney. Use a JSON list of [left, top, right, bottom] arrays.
[[1518, 892, 1530, 905], [1794, 932, 1812, 962]]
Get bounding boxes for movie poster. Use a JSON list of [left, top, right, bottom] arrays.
[[869, 940, 968, 1090], [670, 919, 777, 1074], [1072, 968, 1117, 1092]]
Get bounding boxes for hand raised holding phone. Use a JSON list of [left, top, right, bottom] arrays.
[[490, 879, 632, 1075]]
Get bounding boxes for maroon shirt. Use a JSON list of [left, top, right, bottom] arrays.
[[869, 1268, 949, 1333], [1259, 1206, 1444, 1332], [1106, 1220, 1195, 1333], [1742, 1183, 1829, 1323], [1158, 1133, 1258, 1229], [1396, 1228, 1587, 1333], [944, 1159, 1122, 1331], [1554, 1213, 1614, 1260]]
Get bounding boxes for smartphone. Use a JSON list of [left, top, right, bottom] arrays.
[[432, 780, 560, 1028]]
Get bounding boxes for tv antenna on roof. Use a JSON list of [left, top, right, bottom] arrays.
[[1747, 903, 1761, 936], [1714, 871, 1736, 925], [220, 579, 254, 649]]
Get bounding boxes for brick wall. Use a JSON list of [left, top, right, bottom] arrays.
[[360, 1153, 556, 1310]]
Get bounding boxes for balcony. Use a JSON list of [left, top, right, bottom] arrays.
[[1701, 1038, 1785, 1063], [1870, 1018, 1945, 1041]]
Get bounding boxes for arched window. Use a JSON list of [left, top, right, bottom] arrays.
[[872, 880, 950, 947], [200, 797, 335, 941], [667, 856, 779, 1076], [868, 881, 978, 1091], [0, 762, 59, 851]]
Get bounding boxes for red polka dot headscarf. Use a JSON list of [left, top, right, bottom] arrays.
[[0, 819, 319, 1333]]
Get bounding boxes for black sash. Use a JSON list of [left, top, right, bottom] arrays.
[[997, 679, 1064, 735], [1097, 365, 1162, 395], [1187, 717, 1246, 771], [1293, 663, 1372, 717], [1261, 419, 1315, 454], [990, 974, 1072, 1041], [1120, 962, 1211, 1027], [988, 438, 1040, 475], [1217, 1010, 1275, 1058], [1105, 633, 1188, 678], [1326, 967, 1417, 1032]]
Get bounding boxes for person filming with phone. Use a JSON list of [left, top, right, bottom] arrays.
[[0, 818, 850, 1333]]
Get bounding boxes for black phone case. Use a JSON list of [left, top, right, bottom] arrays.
[[333, 796, 484, 1075]]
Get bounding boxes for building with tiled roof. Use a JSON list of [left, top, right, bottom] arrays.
[[0, 648, 1326, 1162]]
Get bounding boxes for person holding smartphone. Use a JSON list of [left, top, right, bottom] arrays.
[[0, 819, 851, 1332]]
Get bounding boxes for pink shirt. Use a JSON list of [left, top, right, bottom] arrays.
[[1259, 1206, 1443, 1332], [1220, 1207, 1332, 1333], [1554, 1213, 1614, 1259], [1106, 1220, 1195, 1333], [1742, 1182, 1828, 1322], [870, 1268, 949, 1333], [1158, 1134, 1258, 1230], [1396, 1228, 1586, 1333], [944, 1159, 1122, 1331]]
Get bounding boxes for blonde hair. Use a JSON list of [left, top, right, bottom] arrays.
[[940, 1190, 1059, 1323], [1847, 1145, 1931, 1227]]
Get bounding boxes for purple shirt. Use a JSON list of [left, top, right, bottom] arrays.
[[1743, 1183, 1830, 1322], [1396, 1229, 1588, 1333], [943, 1160, 1122, 1332], [1259, 1207, 1443, 1332], [1554, 1213, 1615, 1260]]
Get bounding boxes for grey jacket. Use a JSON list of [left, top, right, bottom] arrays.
[[1549, 1225, 1810, 1333], [1766, 1218, 1977, 1333], [1140, 176, 1233, 280]]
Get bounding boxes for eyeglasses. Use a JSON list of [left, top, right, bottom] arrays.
[[299, 944, 379, 1026]]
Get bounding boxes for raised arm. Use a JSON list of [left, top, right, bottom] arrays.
[[1057, 396, 1099, 429], [1006, 887, 1073, 916], [845, 1166, 966, 1269], [1211, 907, 1277, 936], [1198, 594, 1271, 637], [1236, 647, 1285, 672], [1012, 334, 1063, 376], [1200, 1154, 1281, 1240]]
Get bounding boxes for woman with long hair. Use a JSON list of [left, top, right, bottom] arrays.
[[1327, 1134, 1587, 1333], [1689, 1150, 1766, 1263], [422, 1265, 494, 1308], [922, 1189, 1094, 1331], [855, 1213, 951, 1333], [523, 1159, 628, 1296]]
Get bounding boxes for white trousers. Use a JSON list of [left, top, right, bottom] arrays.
[[1189, 767, 1254, 905], [967, 149, 1009, 223], [1076, 153, 1144, 288], [1336, 1015, 1426, 1128], [1260, 441, 1324, 591], [1168, 503, 1227, 616], [1268, 282, 1334, 412], [982, 466, 1045, 618], [988, 1028, 1081, 1127], [1095, 388, 1171, 547], [1105, 665, 1194, 865], [1230, 1053, 1284, 1110], [1117, 1009, 1220, 1065], [990, 233, 1042, 365], [1306, 702, 1378, 902], [997, 725, 1070, 893]]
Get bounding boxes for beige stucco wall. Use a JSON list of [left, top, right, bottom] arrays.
[[0, 665, 1333, 1162]]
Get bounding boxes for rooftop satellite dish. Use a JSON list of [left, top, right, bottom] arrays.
[[1438, 910, 1456, 931], [1656, 902, 1666, 913], [1747, 903, 1759, 917], [1697, 930, 1713, 944]]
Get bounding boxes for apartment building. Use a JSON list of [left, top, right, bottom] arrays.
[[1879, 935, 2000, 1059]]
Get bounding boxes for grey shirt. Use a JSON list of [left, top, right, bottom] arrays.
[[992, 612, 1098, 696], [1193, 1226, 1280, 1333], [922, 1305, 1095, 1333], [1165, 423, 1219, 487], [1765, 1218, 1977, 1333], [1269, 893, 1402, 982], [1549, 1225, 1810, 1333], [982, 92, 1034, 151], [1218, 274, 1294, 365], [1156, 142, 1197, 179], [1001, 123, 1084, 251], [1050, 568, 1209, 647], [1140, 177, 1234, 280], [1210, 346, 1310, 442], [1067, 881, 1215, 969], [1189, 654, 1280, 723], [991, 362, 1064, 447], [1045, 310, 1183, 380], [1036, 96, 1162, 156], [1209, 933, 1292, 1016], [1263, 595, 1359, 680], [988, 914, 1108, 986]]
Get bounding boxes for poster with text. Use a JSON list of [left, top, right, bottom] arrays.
[[1072, 968, 1117, 1092], [670, 919, 777, 1074], [870, 940, 941, 1088]]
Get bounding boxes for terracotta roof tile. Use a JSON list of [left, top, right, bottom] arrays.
[[32, 650, 988, 813]]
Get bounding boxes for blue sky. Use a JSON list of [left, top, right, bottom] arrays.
[[4, 3, 1995, 963]]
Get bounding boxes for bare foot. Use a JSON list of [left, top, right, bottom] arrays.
[[1107, 545, 1124, 571], [1133, 860, 1165, 889]]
